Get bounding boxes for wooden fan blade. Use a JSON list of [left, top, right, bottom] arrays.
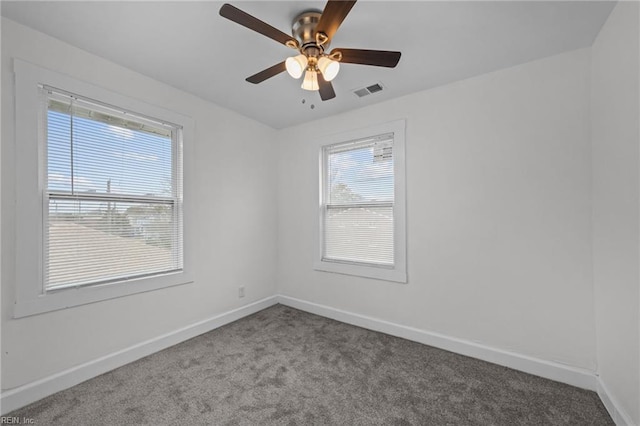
[[315, 0, 357, 42], [331, 48, 401, 68], [246, 62, 286, 84], [318, 73, 336, 101], [220, 4, 298, 48]]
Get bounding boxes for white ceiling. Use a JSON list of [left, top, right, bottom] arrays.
[[2, 1, 614, 129]]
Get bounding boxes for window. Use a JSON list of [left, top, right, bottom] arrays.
[[315, 120, 406, 283], [14, 59, 193, 317], [43, 87, 183, 291]]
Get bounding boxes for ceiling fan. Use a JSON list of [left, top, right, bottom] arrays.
[[219, 1, 401, 101]]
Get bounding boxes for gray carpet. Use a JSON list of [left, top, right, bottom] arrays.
[[9, 305, 612, 425]]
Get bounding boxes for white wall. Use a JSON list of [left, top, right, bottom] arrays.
[[277, 48, 596, 371], [591, 2, 640, 424], [1, 18, 278, 390]]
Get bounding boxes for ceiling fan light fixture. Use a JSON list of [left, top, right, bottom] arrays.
[[285, 54, 308, 79], [317, 56, 340, 82], [219, 2, 401, 101], [301, 70, 319, 91]]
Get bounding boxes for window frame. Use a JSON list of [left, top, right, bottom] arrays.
[[314, 120, 407, 283], [41, 86, 184, 291], [13, 59, 194, 318]]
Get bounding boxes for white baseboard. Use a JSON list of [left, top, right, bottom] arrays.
[[4, 294, 631, 425], [277, 295, 597, 392], [0, 296, 278, 415], [597, 378, 637, 426]]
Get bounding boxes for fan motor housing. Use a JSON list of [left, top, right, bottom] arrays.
[[292, 10, 326, 55]]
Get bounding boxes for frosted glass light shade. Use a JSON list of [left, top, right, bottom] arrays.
[[301, 70, 319, 91], [285, 54, 308, 79], [318, 56, 340, 81]]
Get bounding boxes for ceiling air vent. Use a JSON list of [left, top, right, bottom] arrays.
[[353, 83, 385, 98]]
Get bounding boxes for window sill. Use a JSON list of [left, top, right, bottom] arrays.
[[314, 260, 407, 283], [13, 271, 193, 318]]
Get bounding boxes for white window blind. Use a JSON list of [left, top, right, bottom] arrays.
[[42, 86, 183, 291], [322, 133, 394, 267]]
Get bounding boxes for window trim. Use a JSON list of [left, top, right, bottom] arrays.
[[13, 59, 194, 318], [314, 120, 407, 283]]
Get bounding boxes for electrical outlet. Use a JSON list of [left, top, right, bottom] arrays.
[[238, 286, 245, 298]]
